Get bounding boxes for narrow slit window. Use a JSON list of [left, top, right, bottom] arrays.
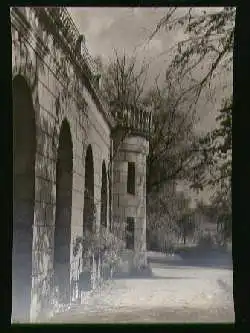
[[126, 217, 135, 250], [127, 162, 135, 195]]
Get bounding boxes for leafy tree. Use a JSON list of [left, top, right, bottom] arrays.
[[150, 7, 234, 112], [190, 95, 232, 246], [150, 7, 234, 191], [143, 82, 199, 194], [191, 96, 232, 191]]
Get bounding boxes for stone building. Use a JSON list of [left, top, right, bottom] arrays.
[[11, 7, 151, 322]]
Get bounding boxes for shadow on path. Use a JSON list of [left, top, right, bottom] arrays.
[[148, 247, 233, 271], [113, 275, 199, 280]]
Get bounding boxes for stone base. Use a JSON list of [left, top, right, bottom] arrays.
[[133, 251, 148, 268]]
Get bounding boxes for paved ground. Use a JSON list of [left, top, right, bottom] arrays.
[[49, 250, 234, 323]]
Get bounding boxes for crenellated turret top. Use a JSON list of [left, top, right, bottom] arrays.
[[112, 105, 152, 139]]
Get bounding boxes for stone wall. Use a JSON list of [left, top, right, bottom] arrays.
[[11, 7, 111, 321]]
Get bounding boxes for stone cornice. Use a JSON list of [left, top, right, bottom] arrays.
[[111, 106, 152, 140], [36, 7, 116, 129], [11, 7, 116, 129]]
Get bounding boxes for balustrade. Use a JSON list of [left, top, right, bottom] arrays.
[[114, 106, 152, 136], [29, 7, 98, 76]]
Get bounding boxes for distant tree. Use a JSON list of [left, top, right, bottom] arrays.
[[210, 182, 232, 245], [195, 199, 217, 223], [147, 182, 182, 250], [147, 187, 196, 250], [175, 193, 196, 244]]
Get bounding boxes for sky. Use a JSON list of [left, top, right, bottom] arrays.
[[68, 7, 231, 205]]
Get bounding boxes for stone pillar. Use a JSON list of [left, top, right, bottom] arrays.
[[112, 135, 149, 269]]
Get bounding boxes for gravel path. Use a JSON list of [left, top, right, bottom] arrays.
[[49, 256, 234, 323]]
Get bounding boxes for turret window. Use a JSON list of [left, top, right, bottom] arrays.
[[127, 162, 135, 195]]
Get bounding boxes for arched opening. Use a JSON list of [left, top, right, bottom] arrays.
[[83, 145, 95, 233], [101, 161, 108, 228], [12, 75, 36, 322], [54, 119, 73, 305]]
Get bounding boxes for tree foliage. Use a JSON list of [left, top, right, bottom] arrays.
[[96, 50, 149, 116], [150, 7, 234, 110], [143, 82, 199, 193], [151, 7, 234, 192], [147, 186, 195, 250]]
